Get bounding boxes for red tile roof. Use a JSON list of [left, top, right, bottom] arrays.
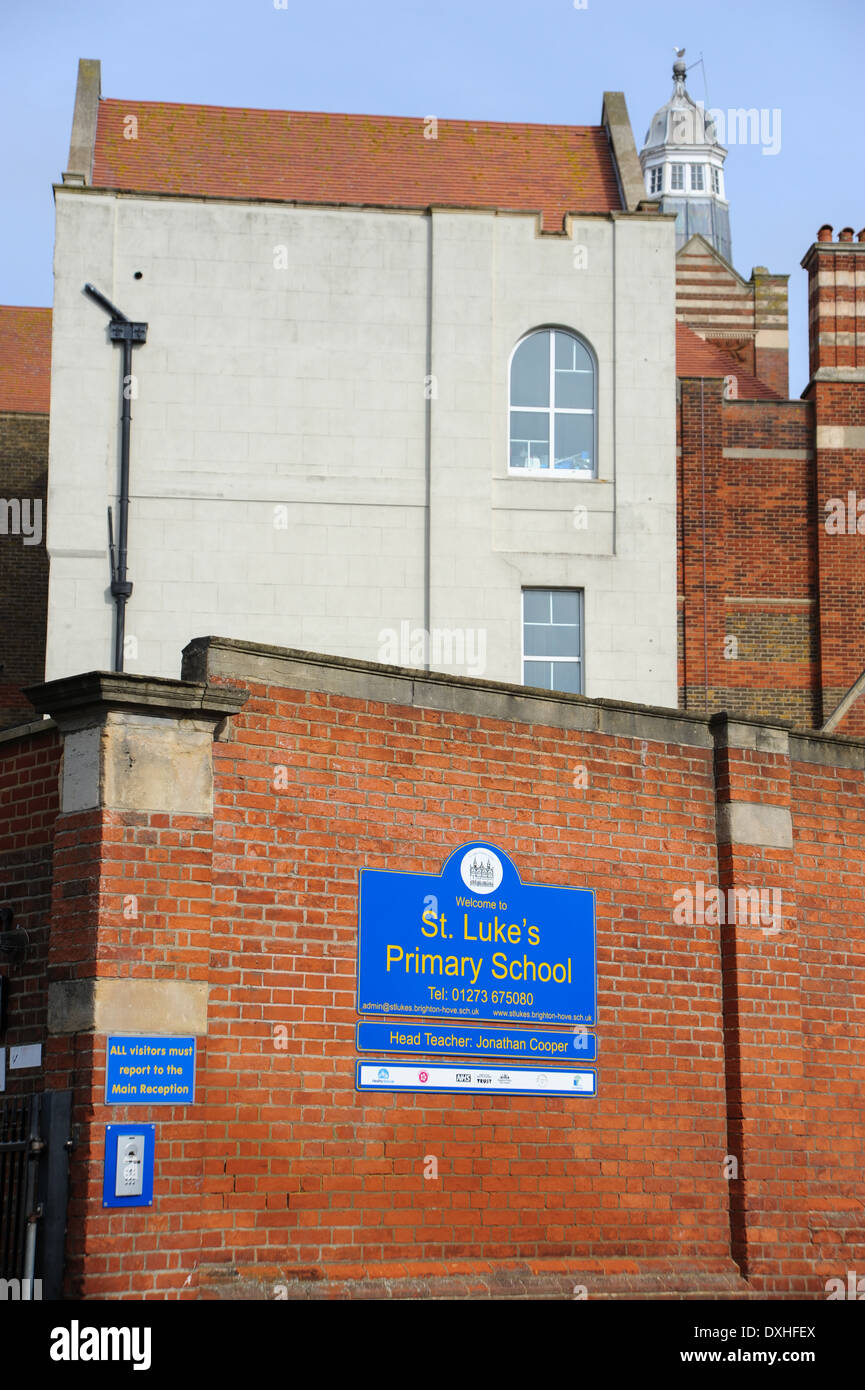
[[91, 101, 622, 229], [0, 307, 52, 414], [676, 322, 782, 400]]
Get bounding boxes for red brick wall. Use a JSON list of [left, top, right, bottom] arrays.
[[677, 230, 865, 734], [193, 683, 733, 1288], [811, 380, 865, 734], [712, 731, 807, 1286], [0, 726, 61, 1094], [678, 380, 821, 724], [4, 663, 864, 1300], [48, 806, 214, 1299], [802, 232, 865, 734], [791, 752, 865, 1276], [0, 411, 50, 729]]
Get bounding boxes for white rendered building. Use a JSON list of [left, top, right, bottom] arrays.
[[45, 60, 678, 705]]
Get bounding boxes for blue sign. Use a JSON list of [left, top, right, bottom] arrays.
[[357, 842, 596, 1027], [105, 1036, 196, 1104], [356, 1060, 597, 1098], [357, 1020, 596, 1062]]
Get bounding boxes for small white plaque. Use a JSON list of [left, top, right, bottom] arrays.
[[9, 1043, 42, 1070]]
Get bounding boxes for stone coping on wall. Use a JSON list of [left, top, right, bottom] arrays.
[[23, 669, 249, 731], [182, 635, 865, 768], [9, 642, 865, 772], [182, 636, 716, 747], [199, 1260, 756, 1302], [0, 715, 56, 746]]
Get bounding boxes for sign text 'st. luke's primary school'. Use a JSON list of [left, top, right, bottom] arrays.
[[357, 843, 596, 1028]]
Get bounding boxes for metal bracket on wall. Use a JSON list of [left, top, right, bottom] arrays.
[[0, 906, 29, 965]]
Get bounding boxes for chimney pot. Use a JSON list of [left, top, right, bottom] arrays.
[[838, 227, 854, 242], [817, 224, 833, 242], [858, 228, 865, 243]]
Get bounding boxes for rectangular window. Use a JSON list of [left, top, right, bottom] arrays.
[[510, 412, 550, 471], [711, 167, 721, 194], [649, 166, 663, 195], [670, 164, 684, 191], [690, 163, 705, 191], [522, 589, 583, 694], [554, 412, 593, 471]]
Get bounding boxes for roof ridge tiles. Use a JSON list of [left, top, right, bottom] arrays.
[[0, 305, 52, 414], [99, 96, 603, 131], [89, 101, 622, 224]]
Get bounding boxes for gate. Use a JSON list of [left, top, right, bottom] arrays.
[[0, 1091, 72, 1300]]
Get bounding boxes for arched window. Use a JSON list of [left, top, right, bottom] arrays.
[[509, 329, 596, 476]]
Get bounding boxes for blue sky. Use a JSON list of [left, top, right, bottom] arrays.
[[2, 0, 862, 394]]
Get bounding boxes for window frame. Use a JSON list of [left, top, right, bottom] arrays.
[[669, 162, 685, 191], [648, 165, 663, 195], [521, 587, 585, 695], [507, 328, 598, 480], [689, 163, 705, 191]]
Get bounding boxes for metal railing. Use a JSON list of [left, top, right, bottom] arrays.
[[0, 1091, 71, 1299]]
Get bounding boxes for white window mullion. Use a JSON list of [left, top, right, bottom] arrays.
[[553, 333, 558, 467]]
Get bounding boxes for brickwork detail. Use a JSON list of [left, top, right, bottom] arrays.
[[0, 729, 61, 1094], [1, 657, 863, 1299], [0, 412, 49, 728]]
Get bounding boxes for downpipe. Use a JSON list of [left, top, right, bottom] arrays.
[[83, 283, 147, 672]]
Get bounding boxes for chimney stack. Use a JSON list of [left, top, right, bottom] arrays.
[[801, 223, 865, 379], [751, 266, 790, 397], [803, 223, 865, 727]]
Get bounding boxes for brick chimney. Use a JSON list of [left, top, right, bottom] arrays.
[[802, 224, 865, 732], [751, 266, 789, 396], [801, 223, 865, 378]]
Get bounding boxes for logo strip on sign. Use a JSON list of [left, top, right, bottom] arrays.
[[356, 1061, 597, 1098], [356, 1020, 596, 1062]]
